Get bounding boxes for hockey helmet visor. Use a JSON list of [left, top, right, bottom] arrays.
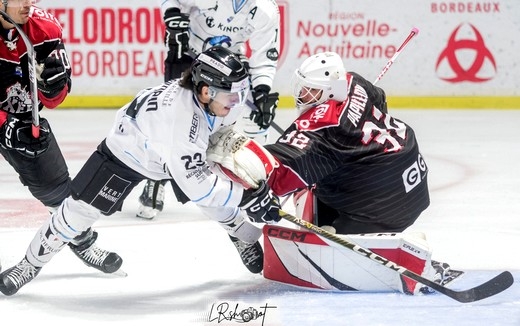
[[207, 78, 250, 109]]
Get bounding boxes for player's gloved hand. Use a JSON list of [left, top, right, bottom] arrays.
[[164, 8, 190, 60], [251, 85, 279, 130], [36, 56, 70, 98], [0, 116, 51, 158], [239, 180, 281, 223]]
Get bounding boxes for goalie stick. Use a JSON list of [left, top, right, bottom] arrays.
[[373, 27, 419, 85], [255, 27, 419, 136], [0, 10, 40, 138], [278, 209, 514, 303]]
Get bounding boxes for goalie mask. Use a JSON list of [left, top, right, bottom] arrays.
[[291, 52, 348, 114], [192, 46, 250, 111]]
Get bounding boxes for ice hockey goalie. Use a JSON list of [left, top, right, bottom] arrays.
[[207, 129, 458, 295]]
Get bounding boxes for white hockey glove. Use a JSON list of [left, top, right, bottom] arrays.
[[207, 129, 278, 189]]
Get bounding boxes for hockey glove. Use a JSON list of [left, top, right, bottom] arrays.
[[251, 85, 279, 130], [0, 116, 51, 158], [164, 8, 190, 60], [239, 180, 281, 224], [36, 56, 70, 99]]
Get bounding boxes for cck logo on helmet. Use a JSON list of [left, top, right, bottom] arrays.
[[435, 23, 496, 83]]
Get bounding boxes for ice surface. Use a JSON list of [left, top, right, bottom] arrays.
[[1, 109, 519, 325]]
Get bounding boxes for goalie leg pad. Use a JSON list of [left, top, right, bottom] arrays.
[[293, 189, 315, 223], [263, 225, 433, 294]]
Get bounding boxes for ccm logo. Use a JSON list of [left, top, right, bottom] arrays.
[[402, 153, 427, 193], [166, 18, 189, 29]]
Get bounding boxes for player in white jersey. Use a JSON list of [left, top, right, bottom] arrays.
[[0, 47, 281, 296], [136, 0, 281, 219]]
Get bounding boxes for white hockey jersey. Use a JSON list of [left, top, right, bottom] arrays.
[[105, 80, 245, 208], [159, 0, 280, 89]]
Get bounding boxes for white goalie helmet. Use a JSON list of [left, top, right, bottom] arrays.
[[291, 52, 348, 114]]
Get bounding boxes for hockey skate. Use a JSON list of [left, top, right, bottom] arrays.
[[229, 235, 263, 274], [69, 229, 123, 274], [136, 179, 165, 219], [0, 257, 41, 296], [431, 260, 465, 286], [419, 260, 465, 294]]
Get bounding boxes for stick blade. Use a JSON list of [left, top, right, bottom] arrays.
[[441, 271, 514, 303]]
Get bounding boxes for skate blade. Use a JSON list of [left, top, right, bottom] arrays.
[[108, 269, 128, 277]]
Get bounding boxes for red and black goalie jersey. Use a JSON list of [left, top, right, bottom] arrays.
[[266, 72, 430, 230]]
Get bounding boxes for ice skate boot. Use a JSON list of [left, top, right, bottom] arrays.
[[420, 260, 465, 294], [0, 257, 41, 296], [229, 235, 263, 274], [69, 229, 123, 274], [431, 260, 464, 286], [136, 180, 166, 219]]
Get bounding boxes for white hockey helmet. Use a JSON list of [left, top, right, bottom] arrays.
[[291, 52, 348, 113]]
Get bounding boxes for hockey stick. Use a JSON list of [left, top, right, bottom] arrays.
[[278, 209, 514, 303], [373, 27, 419, 85], [0, 10, 40, 138]]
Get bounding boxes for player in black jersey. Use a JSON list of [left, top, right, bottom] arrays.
[[0, 0, 122, 294], [266, 52, 430, 234]]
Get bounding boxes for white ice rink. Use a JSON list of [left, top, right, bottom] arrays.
[[1, 108, 519, 325]]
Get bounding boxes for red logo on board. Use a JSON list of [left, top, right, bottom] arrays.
[[436, 23, 496, 83]]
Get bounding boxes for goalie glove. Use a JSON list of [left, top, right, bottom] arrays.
[[163, 8, 190, 60], [207, 129, 278, 188], [240, 180, 281, 223]]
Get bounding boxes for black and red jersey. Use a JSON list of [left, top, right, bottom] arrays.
[[267, 72, 429, 228], [0, 6, 70, 122]]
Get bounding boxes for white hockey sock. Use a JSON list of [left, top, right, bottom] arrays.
[[198, 205, 262, 244], [26, 198, 102, 267], [220, 211, 262, 244]]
